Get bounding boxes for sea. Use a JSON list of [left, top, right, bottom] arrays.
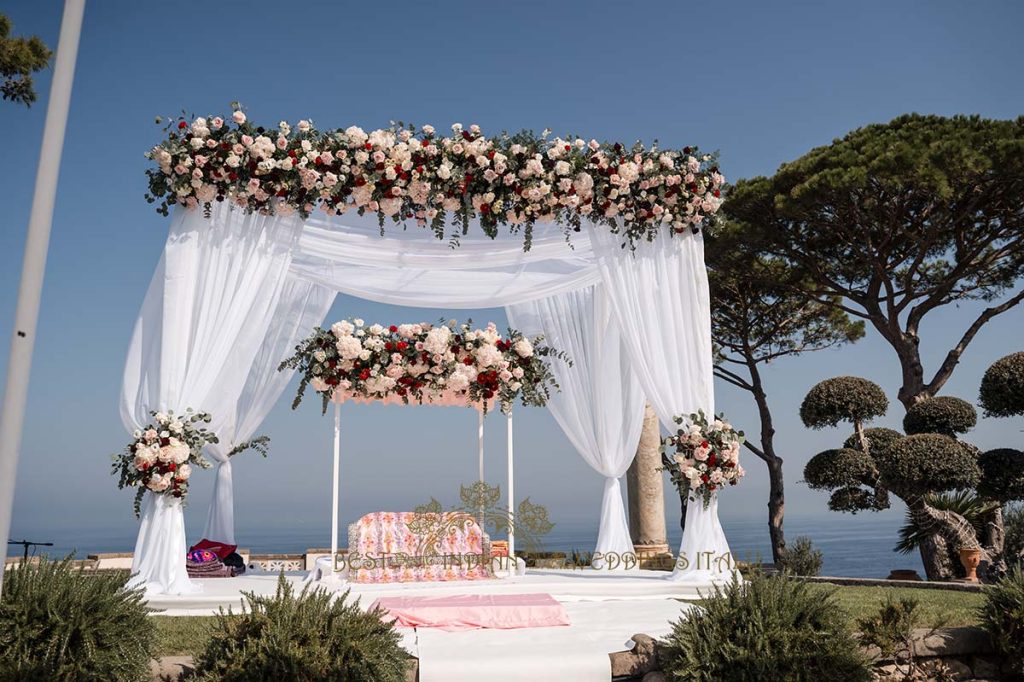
[[7, 513, 925, 579]]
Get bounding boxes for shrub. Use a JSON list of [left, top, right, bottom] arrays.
[[842, 427, 903, 456], [659, 573, 871, 681], [777, 536, 823, 576], [977, 448, 1024, 503], [856, 594, 921, 662], [874, 434, 981, 497], [902, 396, 977, 436], [978, 565, 1024, 677], [979, 351, 1024, 418], [192, 575, 407, 682], [800, 376, 888, 429], [0, 557, 155, 682]]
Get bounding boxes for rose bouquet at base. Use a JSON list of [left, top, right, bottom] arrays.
[[111, 409, 218, 517], [661, 410, 745, 509]]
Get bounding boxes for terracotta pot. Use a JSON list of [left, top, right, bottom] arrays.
[[886, 569, 923, 581], [958, 547, 982, 583]]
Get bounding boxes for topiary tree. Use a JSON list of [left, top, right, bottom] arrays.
[[979, 351, 1024, 418], [801, 376, 888, 453], [801, 376, 1001, 580], [903, 397, 978, 436], [978, 449, 1024, 503]]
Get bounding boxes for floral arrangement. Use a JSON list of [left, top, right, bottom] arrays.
[[111, 409, 218, 517], [661, 410, 745, 509], [145, 104, 725, 249], [279, 318, 567, 414]]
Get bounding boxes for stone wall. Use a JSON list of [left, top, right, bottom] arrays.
[[608, 628, 1011, 681]]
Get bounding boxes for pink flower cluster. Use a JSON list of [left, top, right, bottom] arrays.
[[145, 106, 726, 248], [662, 410, 745, 509], [280, 318, 566, 414], [112, 410, 217, 517]]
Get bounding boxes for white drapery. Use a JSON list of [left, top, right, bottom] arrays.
[[506, 285, 645, 569], [123, 204, 725, 592], [120, 205, 306, 594], [201, 276, 336, 544], [590, 228, 732, 583]]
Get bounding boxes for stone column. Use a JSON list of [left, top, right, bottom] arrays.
[[627, 403, 671, 567]]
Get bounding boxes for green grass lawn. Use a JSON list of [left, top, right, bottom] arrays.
[[817, 584, 984, 628], [151, 584, 985, 657]]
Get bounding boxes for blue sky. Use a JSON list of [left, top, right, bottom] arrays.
[[2, 0, 1022, 557]]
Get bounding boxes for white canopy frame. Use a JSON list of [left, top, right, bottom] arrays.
[[324, 396, 507, 578], [121, 202, 731, 595]]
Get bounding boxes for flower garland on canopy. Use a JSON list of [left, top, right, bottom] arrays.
[[145, 105, 725, 249], [111, 409, 217, 517], [279, 319, 567, 414], [661, 410, 746, 509]]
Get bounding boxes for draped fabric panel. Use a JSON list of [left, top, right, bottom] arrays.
[[202, 276, 336, 544], [121, 204, 305, 594], [506, 285, 645, 568], [289, 213, 600, 308], [589, 228, 732, 583]]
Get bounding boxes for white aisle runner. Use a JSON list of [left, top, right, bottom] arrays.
[[413, 599, 693, 682]]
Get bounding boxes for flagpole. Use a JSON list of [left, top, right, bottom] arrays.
[[0, 0, 86, 597]]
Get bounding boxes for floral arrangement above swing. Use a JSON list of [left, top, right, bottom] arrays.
[[144, 105, 725, 249], [279, 318, 567, 414]]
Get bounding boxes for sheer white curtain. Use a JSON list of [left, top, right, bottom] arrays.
[[121, 204, 304, 594], [288, 213, 600, 308], [590, 227, 731, 583], [202, 276, 336, 544], [507, 285, 645, 569]]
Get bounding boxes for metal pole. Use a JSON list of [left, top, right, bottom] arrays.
[[507, 410, 515, 564], [331, 402, 340, 574], [0, 0, 85, 597]]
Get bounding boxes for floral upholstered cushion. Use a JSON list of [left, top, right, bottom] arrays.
[[347, 511, 494, 583]]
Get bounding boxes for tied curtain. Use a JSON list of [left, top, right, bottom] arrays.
[[123, 203, 726, 593], [201, 275, 335, 544], [590, 228, 733, 583], [506, 286, 645, 569], [120, 205, 308, 594]]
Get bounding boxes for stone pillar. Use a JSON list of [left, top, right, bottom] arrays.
[[627, 403, 671, 567]]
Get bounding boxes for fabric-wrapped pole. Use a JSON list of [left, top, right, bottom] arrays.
[[507, 284, 646, 569], [589, 227, 732, 583], [121, 204, 305, 595]]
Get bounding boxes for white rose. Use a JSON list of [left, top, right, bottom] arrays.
[[513, 338, 534, 358], [331, 320, 354, 337], [335, 335, 363, 360], [310, 377, 329, 392], [175, 463, 192, 481], [232, 110, 246, 124]]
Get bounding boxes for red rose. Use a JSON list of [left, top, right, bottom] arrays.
[[462, 130, 472, 141], [463, 357, 474, 366], [168, 462, 177, 472], [713, 190, 721, 198], [178, 121, 187, 129], [389, 325, 398, 332], [708, 454, 717, 467], [701, 474, 710, 483], [397, 341, 408, 351], [364, 143, 373, 150], [359, 369, 370, 380], [421, 139, 430, 147]]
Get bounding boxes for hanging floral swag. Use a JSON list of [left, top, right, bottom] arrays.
[[145, 104, 725, 250], [661, 410, 746, 509], [111, 409, 218, 517], [280, 318, 569, 415]]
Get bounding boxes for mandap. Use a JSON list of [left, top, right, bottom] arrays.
[[119, 113, 732, 595]]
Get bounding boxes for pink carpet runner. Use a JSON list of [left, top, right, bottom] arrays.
[[369, 592, 571, 631]]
